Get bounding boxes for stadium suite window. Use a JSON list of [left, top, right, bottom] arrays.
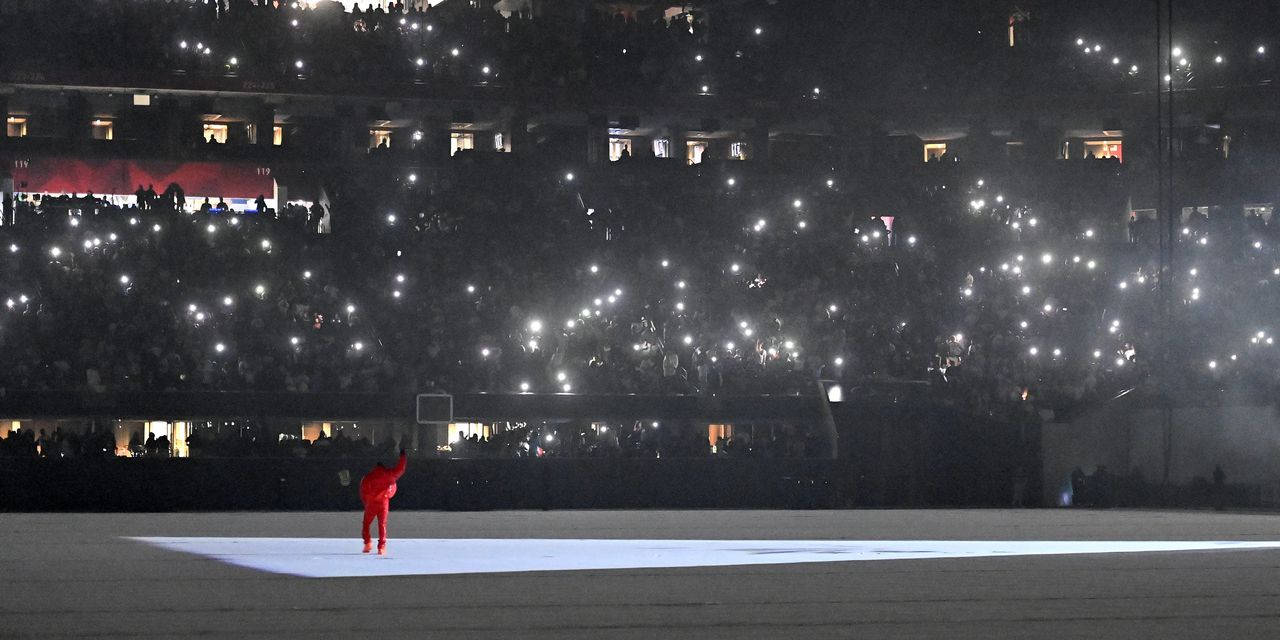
[[1244, 204, 1273, 221], [608, 137, 632, 161], [369, 129, 392, 149], [203, 123, 229, 144], [923, 142, 947, 162], [686, 140, 707, 165], [653, 138, 670, 158], [450, 132, 474, 156], [730, 142, 748, 160], [1084, 139, 1122, 162], [273, 126, 284, 146], [7, 116, 28, 137], [708, 424, 733, 450], [1130, 209, 1156, 224], [448, 422, 488, 444], [493, 132, 504, 151], [144, 421, 190, 457], [91, 119, 113, 141], [301, 422, 333, 442]]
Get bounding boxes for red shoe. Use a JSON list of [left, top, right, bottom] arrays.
[[362, 542, 373, 554], [377, 546, 387, 556]]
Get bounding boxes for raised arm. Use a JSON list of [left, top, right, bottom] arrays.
[[390, 450, 407, 480]]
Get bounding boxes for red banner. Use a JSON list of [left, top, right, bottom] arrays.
[[10, 158, 274, 199]]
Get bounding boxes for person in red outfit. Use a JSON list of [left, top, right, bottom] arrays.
[[360, 449, 407, 555]]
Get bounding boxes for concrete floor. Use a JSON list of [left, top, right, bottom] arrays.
[[3, 509, 1280, 639]]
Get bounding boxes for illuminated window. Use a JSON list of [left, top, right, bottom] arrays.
[[203, 123, 229, 144], [685, 140, 707, 165], [6, 116, 28, 138], [448, 422, 488, 443], [653, 138, 670, 158], [708, 424, 734, 449], [730, 142, 748, 160], [608, 137, 633, 161], [369, 128, 392, 149], [1181, 206, 1209, 222], [923, 142, 947, 162], [171, 422, 190, 457], [301, 422, 331, 442], [493, 132, 504, 151], [450, 132, 475, 156], [133, 94, 151, 107], [272, 125, 284, 146], [143, 421, 190, 457], [91, 119, 114, 141], [113, 422, 142, 456], [1244, 204, 1274, 222], [1084, 139, 1122, 161]]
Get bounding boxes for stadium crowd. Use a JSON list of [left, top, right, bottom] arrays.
[[2, 1, 1280, 466], [2, 1, 1274, 102], [3, 156, 1279, 418]]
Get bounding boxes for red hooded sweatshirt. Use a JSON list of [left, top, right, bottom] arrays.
[[360, 452, 407, 505]]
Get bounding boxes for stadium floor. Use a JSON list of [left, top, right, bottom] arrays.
[[4, 509, 1280, 639]]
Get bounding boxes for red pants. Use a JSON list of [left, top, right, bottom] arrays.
[[361, 500, 390, 547]]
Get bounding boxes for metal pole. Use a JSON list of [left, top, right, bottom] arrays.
[[1158, 0, 1177, 485]]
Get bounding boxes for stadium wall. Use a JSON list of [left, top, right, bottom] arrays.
[[1042, 400, 1280, 505]]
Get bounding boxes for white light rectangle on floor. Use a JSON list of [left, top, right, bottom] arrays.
[[129, 538, 1280, 579]]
